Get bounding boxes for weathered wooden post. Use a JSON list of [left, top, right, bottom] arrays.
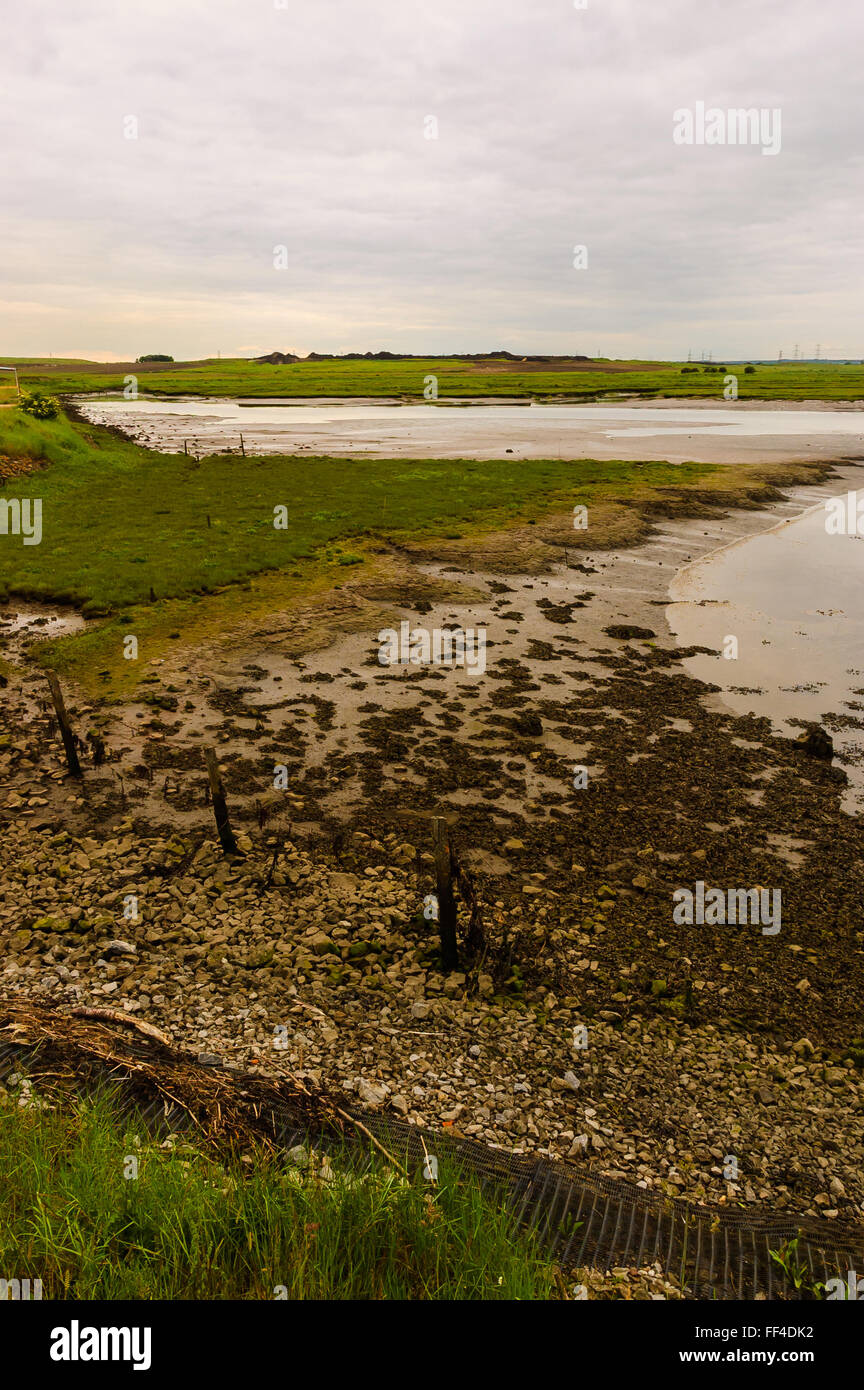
[[205, 748, 239, 854], [450, 840, 484, 956], [45, 672, 82, 778], [239, 433, 245, 457], [431, 816, 458, 969]]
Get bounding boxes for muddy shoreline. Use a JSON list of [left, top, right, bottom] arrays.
[[69, 394, 864, 466], [2, 460, 864, 1221]]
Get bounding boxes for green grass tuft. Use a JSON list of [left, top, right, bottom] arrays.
[[0, 1086, 560, 1300]]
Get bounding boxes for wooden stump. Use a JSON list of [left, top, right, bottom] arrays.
[[432, 816, 458, 970], [205, 748, 239, 854], [45, 672, 82, 778]]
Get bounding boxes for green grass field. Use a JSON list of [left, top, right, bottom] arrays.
[[0, 407, 721, 615], [0, 1086, 560, 1300], [3, 355, 863, 401]]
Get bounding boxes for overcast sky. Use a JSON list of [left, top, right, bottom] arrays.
[[2, 0, 862, 362]]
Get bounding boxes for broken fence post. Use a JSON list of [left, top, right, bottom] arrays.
[[431, 816, 458, 970], [45, 671, 83, 778], [205, 747, 239, 854], [450, 840, 484, 955]]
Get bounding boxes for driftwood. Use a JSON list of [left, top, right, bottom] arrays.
[[68, 1006, 173, 1048], [0, 1001, 410, 1175], [0, 1003, 362, 1158]]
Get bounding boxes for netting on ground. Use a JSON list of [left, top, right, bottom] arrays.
[[2, 1003, 861, 1299]]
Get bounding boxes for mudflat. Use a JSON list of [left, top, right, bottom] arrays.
[[73, 395, 864, 466]]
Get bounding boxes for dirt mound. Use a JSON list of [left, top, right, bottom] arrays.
[[0, 453, 40, 481]]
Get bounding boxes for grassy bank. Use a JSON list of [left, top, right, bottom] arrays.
[[3, 355, 864, 401], [0, 407, 719, 618], [0, 406, 830, 696], [0, 1087, 559, 1300]]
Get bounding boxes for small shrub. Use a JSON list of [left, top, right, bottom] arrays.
[[20, 391, 60, 420]]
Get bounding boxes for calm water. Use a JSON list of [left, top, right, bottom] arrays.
[[667, 502, 864, 810]]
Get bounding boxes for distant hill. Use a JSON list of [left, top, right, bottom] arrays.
[[253, 350, 595, 364]]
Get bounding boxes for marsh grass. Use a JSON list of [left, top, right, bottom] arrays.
[[0, 406, 823, 697], [3, 355, 863, 401], [0, 407, 716, 614], [0, 1087, 560, 1300]]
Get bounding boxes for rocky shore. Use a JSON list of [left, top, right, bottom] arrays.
[[2, 466, 864, 1228], [0, 811, 861, 1219]]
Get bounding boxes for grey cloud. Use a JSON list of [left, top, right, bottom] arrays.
[[1, 0, 861, 359]]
